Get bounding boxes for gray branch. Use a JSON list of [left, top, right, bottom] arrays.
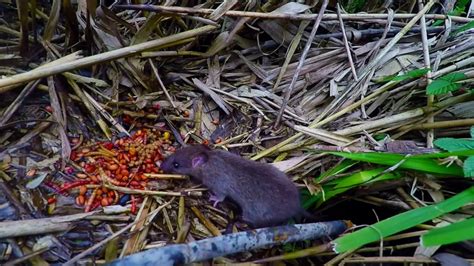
[[109, 220, 348, 265]]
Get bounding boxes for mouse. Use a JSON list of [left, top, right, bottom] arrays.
[[160, 144, 307, 228]]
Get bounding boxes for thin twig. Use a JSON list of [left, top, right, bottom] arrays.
[[275, 0, 329, 127], [148, 59, 176, 109], [398, 118, 474, 131], [115, 5, 474, 23], [103, 184, 202, 197], [418, 0, 434, 148], [337, 4, 358, 81], [64, 199, 174, 265]]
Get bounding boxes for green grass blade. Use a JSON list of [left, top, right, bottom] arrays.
[[331, 168, 398, 188], [464, 156, 474, 177], [392, 68, 430, 82], [303, 160, 359, 208], [328, 152, 463, 176], [333, 186, 474, 253], [304, 168, 401, 208], [421, 218, 474, 247], [411, 149, 474, 158], [314, 159, 358, 183]]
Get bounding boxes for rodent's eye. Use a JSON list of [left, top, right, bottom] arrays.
[[173, 162, 180, 168]]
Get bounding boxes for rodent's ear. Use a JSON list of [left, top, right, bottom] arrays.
[[191, 153, 208, 168]]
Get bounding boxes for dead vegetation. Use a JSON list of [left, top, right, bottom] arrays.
[[1, 0, 474, 265]]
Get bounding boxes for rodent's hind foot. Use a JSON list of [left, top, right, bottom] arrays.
[[224, 220, 249, 234]]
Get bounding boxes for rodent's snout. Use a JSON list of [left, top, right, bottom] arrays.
[[160, 157, 172, 173]]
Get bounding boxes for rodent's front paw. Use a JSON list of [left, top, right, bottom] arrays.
[[209, 193, 225, 207]]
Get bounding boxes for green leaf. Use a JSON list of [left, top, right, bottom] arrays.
[[422, 218, 474, 247], [433, 0, 468, 27], [392, 68, 430, 82], [322, 169, 399, 203], [373, 133, 389, 141], [304, 160, 358, 208], [453, 20, 474, 35], [463, 156, 474, 177], [305, 168, 401, 208], [471, 127, 474, 138], [314, 159, 358, 183], [331, 168, 396, 188], [453, 0, 470, 15], [434, 138, 474, 152], [427, 72, 466, 95], [378, 68, 429, 83], [411, 149, 474, 158], [328, 152, 464, 176], [345, 0, 365, 13], [333, 186, 474, 253], [432, 19, 444, 27]]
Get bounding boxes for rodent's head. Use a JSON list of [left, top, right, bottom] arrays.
[[161, 145, 210, 177]]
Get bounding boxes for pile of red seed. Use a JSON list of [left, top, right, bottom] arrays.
[[51, 128, 175, 213]]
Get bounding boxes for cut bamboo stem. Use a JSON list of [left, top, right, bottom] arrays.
[[0, 25, 216, 92]]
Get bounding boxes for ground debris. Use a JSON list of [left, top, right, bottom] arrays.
[[1, 1, 473, 265]]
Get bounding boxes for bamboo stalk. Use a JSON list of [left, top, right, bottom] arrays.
[[0, 25, 216, 92], [335, 93, 474, 136], [398, 118, 474, 131], [0, 212, 98, 238]]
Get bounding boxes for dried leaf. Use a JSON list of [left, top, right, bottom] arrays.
[[43, 0, 61, 41], [193, 78, 232, 115]]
